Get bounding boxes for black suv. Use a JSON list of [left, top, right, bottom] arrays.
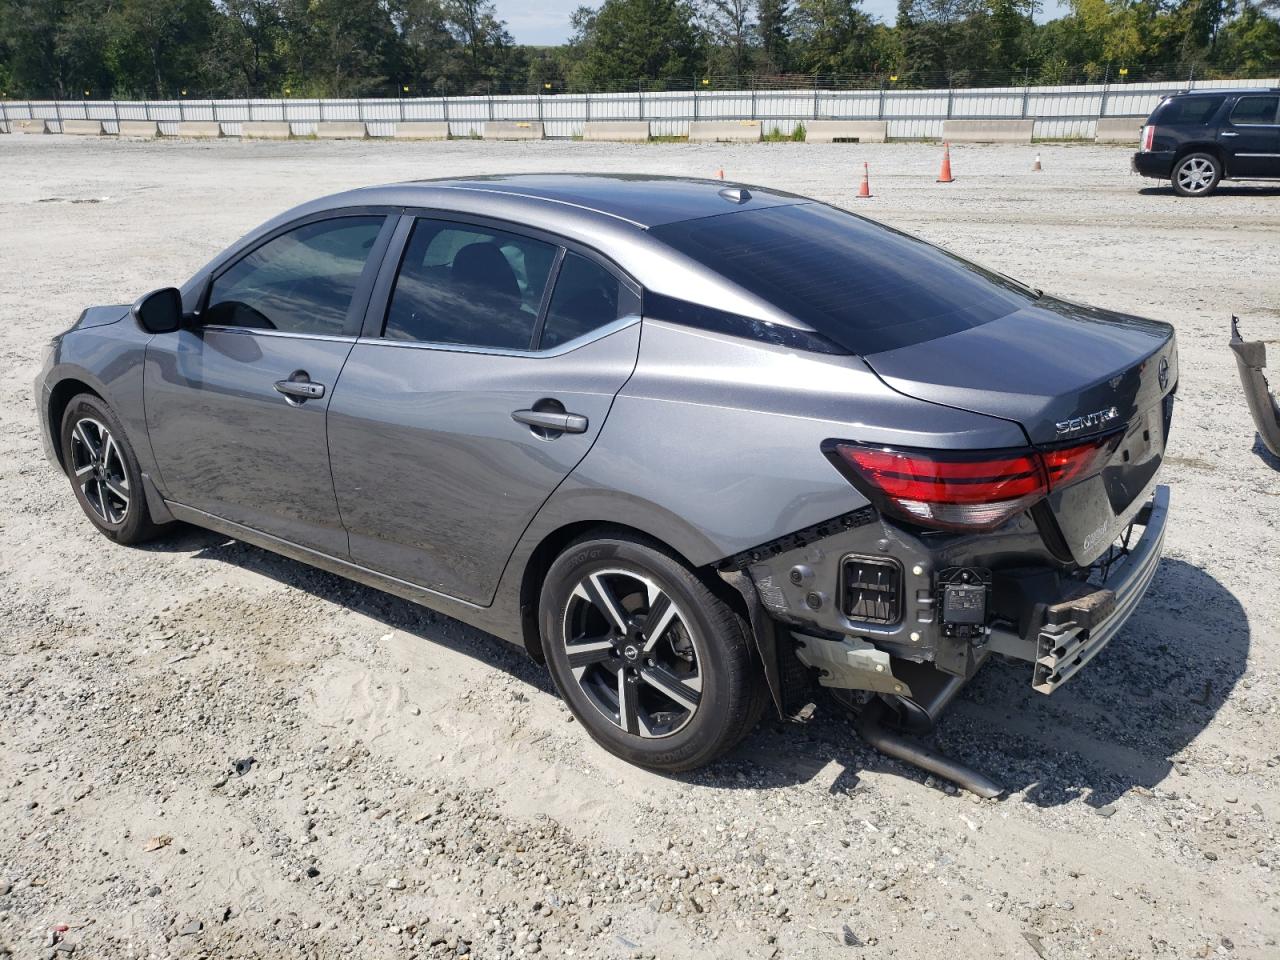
[[1132, 88, 1280, 196]]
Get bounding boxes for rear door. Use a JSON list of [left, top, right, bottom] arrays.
[[1221, 95, 1280, 178], [144, 213, 392, 555], [326, 214, 641, 604]]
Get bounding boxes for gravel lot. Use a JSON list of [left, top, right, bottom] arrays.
[[1, 136, 1278, 960]]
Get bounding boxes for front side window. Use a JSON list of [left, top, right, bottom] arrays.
[[204, 216, 384, 335], [1229, 96, 1279, 125], [384, 219, 557, 349], [540, 253, 624, 349]]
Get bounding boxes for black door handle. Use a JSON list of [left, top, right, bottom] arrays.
[[274, 374, 325, 401], [512, 408, 588, 434]]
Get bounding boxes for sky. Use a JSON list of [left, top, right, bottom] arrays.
[[503, 0, 1072, 47]]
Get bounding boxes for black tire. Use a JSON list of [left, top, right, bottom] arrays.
[[1171, 152, 1221, 197], [540, 533, 766, 773], [59, 393, 165, 545]]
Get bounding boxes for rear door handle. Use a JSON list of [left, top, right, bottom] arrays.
[[512, 409, 588, 434], [274, 377, 325, 400], [1221, 131, 1240, 137]]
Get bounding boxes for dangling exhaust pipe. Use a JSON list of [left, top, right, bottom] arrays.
[[856, 697, 1003, 799], [856, 656, 1004, 799]]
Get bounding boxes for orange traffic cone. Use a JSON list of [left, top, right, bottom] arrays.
[[1032, 153, 1042, 172], [717, 167, 725, 180], [857, 162, 871, 198], [936, 142, 955, 183]]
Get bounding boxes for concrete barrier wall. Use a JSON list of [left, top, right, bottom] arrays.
[[484, 120, 543, 140], [392, 121, 450, 139], [942, 119, 1035, 142], [241, 121, 291, 139], [315, 121, 367, 139], [61, 119, 105, 136], [805, 120, 888, 143], [176, 121, 222, 138], [689, 120, 761, 142], [119, 120, 160, 138], [582, 121, 651, 142], [12, 118, 49, 134], [1095, 117, 1143, 143]]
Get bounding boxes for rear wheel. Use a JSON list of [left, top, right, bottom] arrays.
[[59, 393, 166, 545], [1171, 152, 1221, 197], [540, 534, 765, 772]]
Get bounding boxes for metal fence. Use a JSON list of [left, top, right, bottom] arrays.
[[3, 76, 1276, 140]]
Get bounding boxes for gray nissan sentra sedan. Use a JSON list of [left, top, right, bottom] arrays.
[[36, 175, 1176, 793]]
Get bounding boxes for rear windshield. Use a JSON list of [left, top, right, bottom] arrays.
[[648, 203, 1035, 355], [1151, 96, 1225, 125]]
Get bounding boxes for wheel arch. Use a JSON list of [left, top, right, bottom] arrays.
[[514, 518, 747, 665], [46, 375, 105, 471], [1173, 141, 1226, 168]]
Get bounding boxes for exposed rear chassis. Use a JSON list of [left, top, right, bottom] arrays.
[[1230, 316, 1280, 459], [721, 485, 1171, 797]]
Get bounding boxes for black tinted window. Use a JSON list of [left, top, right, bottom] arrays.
[[650, 203, 1034, 355], [1152, 96, 1224, 125], [541, 253, 623, 349], [384, 220, 557, 349], [205, 217, 383, 334], [1230, 96, 1278, 124]]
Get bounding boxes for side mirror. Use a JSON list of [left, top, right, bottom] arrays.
[[132, 287, 184, 334]]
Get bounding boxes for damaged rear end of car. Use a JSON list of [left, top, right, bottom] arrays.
[[643, 200, 1178, 793]]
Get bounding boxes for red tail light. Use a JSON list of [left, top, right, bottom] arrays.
[[828, 435, 1118, 531], [1141, 124, 1155, 152]]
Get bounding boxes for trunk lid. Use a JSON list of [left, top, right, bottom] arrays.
[[863, 296, 1178, 565]]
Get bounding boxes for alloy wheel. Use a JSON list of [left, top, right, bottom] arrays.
[[562, 569, 703, 738], [1176, 157, 1216, 195], [70, 417, 130, 525]]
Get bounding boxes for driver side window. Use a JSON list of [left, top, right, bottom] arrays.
[[204, 216, 384, 335]]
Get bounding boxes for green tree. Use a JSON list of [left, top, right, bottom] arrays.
[[790, 0, 877, 74], [105, 0, 216, 97], [701, 0, 755, 76], [755, 0, 792, 71], [567, 0, 704, 89]]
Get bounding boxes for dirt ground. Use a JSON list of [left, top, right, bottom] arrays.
[[1, 136, 1277, 960]]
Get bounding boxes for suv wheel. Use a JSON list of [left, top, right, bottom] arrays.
[[540, 534, 766, 772], [1172, 152, 1222, 197], [59, 393, 166, 545]]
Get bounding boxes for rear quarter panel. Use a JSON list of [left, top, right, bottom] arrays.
[[510, 320, 1030, 570]]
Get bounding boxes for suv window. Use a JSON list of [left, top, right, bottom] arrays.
[[205, 216, 384, 335], [1229, 96, 1279, 125], [1152, 96, 1225, 125], [540, 253, 624, 349], [384, 219, 557, 349]]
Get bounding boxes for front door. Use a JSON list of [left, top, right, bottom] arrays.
[[144, 214, 390, 555], [1221, 94, 1280, 179], [327, 216, 641, 604]]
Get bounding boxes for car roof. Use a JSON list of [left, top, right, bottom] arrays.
[[1167, 87, 1280, 97], [330, 174, 810, 230]]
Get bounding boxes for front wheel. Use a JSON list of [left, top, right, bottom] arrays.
[[1171, 152, 1221, 197], [59, 393, 166, 545], [540, 534, 766, 772]]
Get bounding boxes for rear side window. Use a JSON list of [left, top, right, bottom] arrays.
[[540, 253, 623, 349], [384, 219, 557, 349], [1229, 96, 1279, 124], [649, 203, 1034, 356], [205, 216, 384, 335], [1152, 96, 1225, 125]]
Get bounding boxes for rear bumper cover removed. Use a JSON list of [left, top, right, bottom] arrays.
[[1230, 317, 1280, 458], [989, 484, 1170, 693]]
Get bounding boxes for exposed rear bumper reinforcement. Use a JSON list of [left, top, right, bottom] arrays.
[[989, 484, 1170, 694], [1230, 316, 1280, 458]]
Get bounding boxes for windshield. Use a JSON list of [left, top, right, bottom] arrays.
[[649, 203, 1035, 355]]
